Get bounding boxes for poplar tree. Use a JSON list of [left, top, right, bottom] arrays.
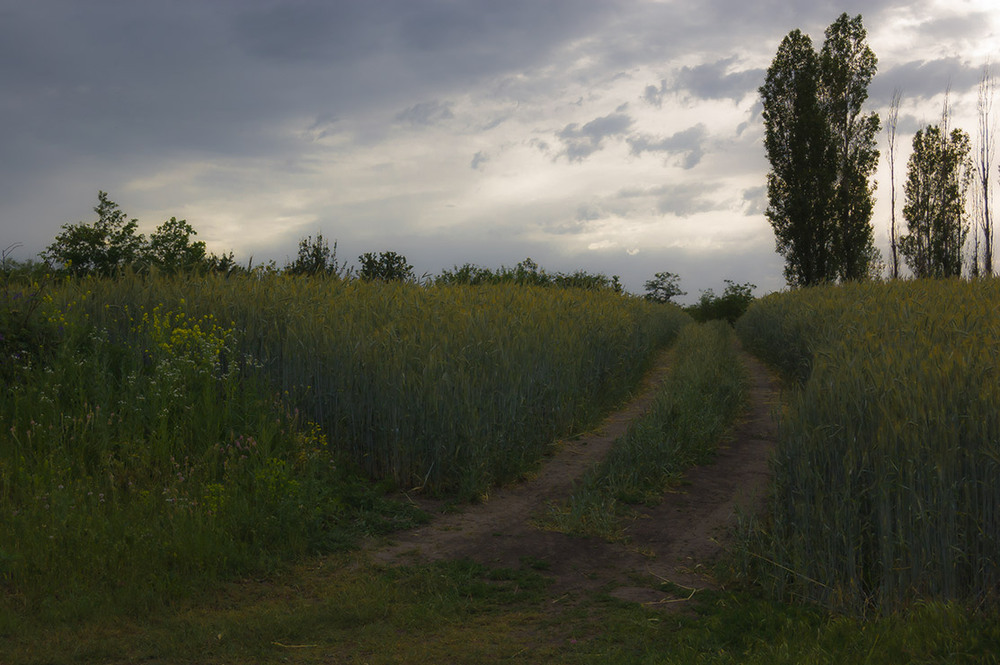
[[759, 14, 881, 286], [820, 13, 881, 280], [760, 29, 837, 287], [900, 124, 973, 277]]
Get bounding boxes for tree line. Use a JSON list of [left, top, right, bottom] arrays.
[[761, 13, 995, 285], [6, 190, 759, 323], [9, 191, 629, 290]]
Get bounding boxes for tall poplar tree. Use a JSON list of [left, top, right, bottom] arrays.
[[760, 14, 881, 286], [760, 30, 837, 287], [820, 13, 881, 280]]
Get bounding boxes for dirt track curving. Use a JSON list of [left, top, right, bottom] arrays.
[[371, 349, 779, 608]]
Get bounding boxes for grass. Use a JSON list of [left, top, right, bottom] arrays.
[[3, 552, 997, 664]]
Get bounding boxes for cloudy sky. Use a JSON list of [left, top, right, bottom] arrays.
[[3, 0, 998, 301]]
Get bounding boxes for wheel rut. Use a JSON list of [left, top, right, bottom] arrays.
[[371, 348, 779, 608]]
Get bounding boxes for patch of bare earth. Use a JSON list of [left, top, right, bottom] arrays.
[[371, 348, 778, 610]]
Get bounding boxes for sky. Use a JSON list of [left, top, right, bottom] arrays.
[[2, 0, 999, 302]]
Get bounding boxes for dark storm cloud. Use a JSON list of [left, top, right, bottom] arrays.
[[576, 204, 604, 222], [673, 57, 766, 102], [230, 0, 620, 92], [642, 82, 668, 108], [628, 125, 709, 169], [395, 100, 455, 126], [654, 183, 723, 218], [0, 2, 309, 219], [0, 0, 621, 232], [557, 112, 634, 162], [641, 57, 764, 109], [231, 2, 390, 62], [571, 0, 912, 80], [0, 0, 926, 195]]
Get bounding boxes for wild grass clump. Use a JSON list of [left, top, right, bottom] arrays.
[[735, 279, 1000, 614], [550, 321, 748, 539]]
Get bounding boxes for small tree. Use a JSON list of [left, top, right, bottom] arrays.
[[287, 233, 344, 277], [552, 270, 622, 292], [357, 251, 414, 282], [43, 191, 145, 276], [643, 271, 685, 303], [510, 258, 552, 286], [435, 263, 495, 286], [203, 250, 239, 274], [147, 217, 207, 274]]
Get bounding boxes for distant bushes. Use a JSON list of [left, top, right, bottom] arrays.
[[685, 280, 756, 324], [435, 258, 623, 292]]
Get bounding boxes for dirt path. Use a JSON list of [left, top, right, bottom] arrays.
[[372, 349, 778, 607]]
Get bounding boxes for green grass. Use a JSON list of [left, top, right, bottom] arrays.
[[3, 553, 996, 664]]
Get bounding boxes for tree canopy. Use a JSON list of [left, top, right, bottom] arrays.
[[42, 191, 224, 276], [643, 271, 685, 303], [357, 251, 415, 282], [286, 233, 345, 277], [43, 191, 145, 276], [821, 13, 881, 281]]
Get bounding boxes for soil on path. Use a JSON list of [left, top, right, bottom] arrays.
[[372, 349, 779, 608]]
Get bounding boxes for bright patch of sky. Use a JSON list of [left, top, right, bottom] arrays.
[[2, 0, 999, 301]]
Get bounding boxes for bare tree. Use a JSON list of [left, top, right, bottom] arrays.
[[886, 88, 902, 278], [977, 62, 995, 275]]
